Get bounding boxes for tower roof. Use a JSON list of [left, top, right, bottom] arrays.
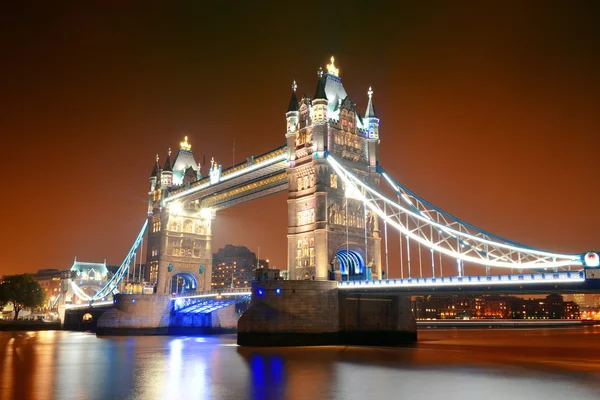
[[172, 144, 199, 185], [287, 80, 299, 112], [365, 87, 377, 118], [150, 154, 160, 177], [163, 149, 173, 172], [314, 68, 327, 100]]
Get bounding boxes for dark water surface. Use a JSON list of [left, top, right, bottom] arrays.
[[2, 327, 600, 400]]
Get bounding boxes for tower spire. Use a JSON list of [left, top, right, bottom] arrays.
[[287, 80, 299, 112], [151, 154, 160, 177], [365, 86, 377, 118], [163, 148, 173, 172], [314, 68, 327, 100]]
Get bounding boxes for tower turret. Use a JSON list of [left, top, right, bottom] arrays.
[[365, 86, 379, 139], [161, 148, 173, 187], [149, 154, 160, 191], [285, 80, 300, 163], [311, 66, 329, 155], [365, 87, 380, 170]]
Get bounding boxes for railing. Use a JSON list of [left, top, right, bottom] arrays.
[[337, 271, 585, 289]]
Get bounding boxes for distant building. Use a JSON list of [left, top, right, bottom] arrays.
[[413, 294, 579, 320], [212, 245, 257, 289], [573, 293, 587, 307], [33, 269, 64, 308]]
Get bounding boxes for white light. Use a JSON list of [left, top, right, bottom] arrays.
[[345, 185, 362, 200], [337, 272, 584, 290], [200, 208, 214, 219], [170, 202, 182, 215], [584, 252, 600, 267]]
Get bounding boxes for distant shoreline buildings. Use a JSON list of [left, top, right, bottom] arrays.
[[413, 294, 581, 320]]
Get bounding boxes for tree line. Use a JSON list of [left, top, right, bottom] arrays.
[[0, 274, 46, 320]]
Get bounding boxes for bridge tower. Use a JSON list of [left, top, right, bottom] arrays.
[[286, 57, 382, 281], [146, 137, 213, 294]]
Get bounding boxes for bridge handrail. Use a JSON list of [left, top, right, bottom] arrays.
[[337, 270, 585, 289], [171, 287, 252, 299]]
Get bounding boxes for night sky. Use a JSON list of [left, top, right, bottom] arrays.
[[1, 2, 598, 276]]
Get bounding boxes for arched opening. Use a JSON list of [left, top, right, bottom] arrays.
[[82, 313, 93, 322], [169, 273, 197, 295], [335, 249, 366, 281]]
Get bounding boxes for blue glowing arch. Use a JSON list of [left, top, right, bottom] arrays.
[[335, 249, 365, 278]]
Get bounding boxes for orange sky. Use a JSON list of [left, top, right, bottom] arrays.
[[0, 2, 598, 277]]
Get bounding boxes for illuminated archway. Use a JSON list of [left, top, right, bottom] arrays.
[[169, 272, 197, 295], [335, 249, 365, 280]]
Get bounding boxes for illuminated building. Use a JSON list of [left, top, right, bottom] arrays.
[[33, 269, 63, 308], [413, 294, 580, 320], [212, 245, 257, 289]]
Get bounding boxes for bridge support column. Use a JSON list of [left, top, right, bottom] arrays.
[[338, 292, 417, 346], [237, 281, 417, 346], [96, 294, 172, 335]]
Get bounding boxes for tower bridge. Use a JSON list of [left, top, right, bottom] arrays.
[[64, 57, 599, 344]]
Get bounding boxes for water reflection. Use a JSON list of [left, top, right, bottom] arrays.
[[0, 329, 600, 399]]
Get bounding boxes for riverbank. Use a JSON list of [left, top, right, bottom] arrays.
[[0, 321, 61, 331], [417, 319, 600, 328]]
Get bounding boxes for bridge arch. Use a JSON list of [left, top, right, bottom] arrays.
[[333, 246, 367, 280], [169, 272, 197, 295]]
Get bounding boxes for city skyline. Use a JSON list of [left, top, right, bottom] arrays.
[[1, 2, 599, 276]]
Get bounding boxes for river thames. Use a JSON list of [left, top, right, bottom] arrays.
[[1, 327, 600, 400]]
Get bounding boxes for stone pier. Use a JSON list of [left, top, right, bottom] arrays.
[[96, 294, 172, 335], [237, 281, 417, 346], [96, 294, 243, 335]]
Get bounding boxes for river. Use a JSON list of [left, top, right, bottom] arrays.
[[1, 327, 600, 400]]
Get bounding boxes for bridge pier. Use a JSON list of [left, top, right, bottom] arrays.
[[237, 281, 417, 346], [96, 294, 243, 335], [97, 294, 171, 335]]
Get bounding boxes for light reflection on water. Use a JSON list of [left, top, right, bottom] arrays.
[[1, 328, 600, 399]]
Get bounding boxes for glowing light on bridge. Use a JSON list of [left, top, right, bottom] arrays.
[[169, 202, 182, 215], [337, 271, 585, 290], [326, 153, 584, 270], [200, 207, 214, 219]]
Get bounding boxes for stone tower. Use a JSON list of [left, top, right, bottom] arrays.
[[286, 57, 382, 281], [146, 136, 213, 294]]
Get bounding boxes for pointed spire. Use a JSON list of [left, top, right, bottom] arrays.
[[314, 68, 327, 100], [163, 148, 173, 172], [365, 86, 377, 118], [151, 154, 160, 177], [287, 80, 299, 112]]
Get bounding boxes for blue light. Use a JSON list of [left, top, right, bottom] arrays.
[[275, 288, 281, 295], [257, 289, 264, 296], [132, 299, 136, 303]]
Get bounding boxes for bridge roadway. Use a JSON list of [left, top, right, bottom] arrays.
[[165, 145, 288, 210]]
